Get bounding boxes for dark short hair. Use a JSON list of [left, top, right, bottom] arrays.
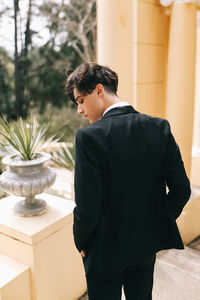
[[65, 62, 118, 104]]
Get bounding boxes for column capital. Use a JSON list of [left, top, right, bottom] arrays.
[[160, 0, 198, 7]]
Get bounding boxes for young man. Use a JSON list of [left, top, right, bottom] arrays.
[[66, 63, 191, 300]]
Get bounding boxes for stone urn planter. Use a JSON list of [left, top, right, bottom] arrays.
[[0, 152, 56, 217]]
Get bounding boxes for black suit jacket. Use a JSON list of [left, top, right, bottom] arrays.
[[73, 105, 191, 279]]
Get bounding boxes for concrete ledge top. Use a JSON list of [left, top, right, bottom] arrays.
[[0, 193, 75, 246], [0, 253, 29, 287]]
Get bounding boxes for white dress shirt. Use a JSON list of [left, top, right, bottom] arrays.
[[102, 101, 130, 117]]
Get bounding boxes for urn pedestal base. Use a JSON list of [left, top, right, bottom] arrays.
[[14, 198, 47, 217]]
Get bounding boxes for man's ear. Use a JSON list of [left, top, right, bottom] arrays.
[[96, 83, 104, 97]]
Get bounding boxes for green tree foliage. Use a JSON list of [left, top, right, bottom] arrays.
[[27, 45, 71, 113], [0, 48, 14, 117], [0, 0, 96, 117], [24, 0, 96, 114]]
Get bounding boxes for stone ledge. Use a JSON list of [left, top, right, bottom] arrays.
[[0, 193, 75, 245], [0, 253, 31, 300], [0, 253, 30, 288]]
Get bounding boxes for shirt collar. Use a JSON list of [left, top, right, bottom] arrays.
[[102, 101, 130, 117]]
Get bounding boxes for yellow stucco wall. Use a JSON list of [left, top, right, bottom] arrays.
[[133, 0, 169, 118], [97, 0, 169, 118], [191, 12, 200, 188], [191, 156, 200, 187], [97, 0, 134, 104]]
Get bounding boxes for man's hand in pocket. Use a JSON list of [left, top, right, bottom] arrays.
[[81, 250, 86, 257]]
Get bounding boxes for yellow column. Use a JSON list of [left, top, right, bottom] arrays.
[[97, 0, 134, 105], [191, 12, 200, 187], [166, 0, 197, 177], [193, 12, 200, 153]]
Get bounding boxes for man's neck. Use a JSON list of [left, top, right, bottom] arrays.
[[102, 95, 121, 114]]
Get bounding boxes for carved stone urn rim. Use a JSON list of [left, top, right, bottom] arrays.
[[2, 152, 51, 167]]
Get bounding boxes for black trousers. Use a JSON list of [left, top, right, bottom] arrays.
[[85, 255, 156, 300]]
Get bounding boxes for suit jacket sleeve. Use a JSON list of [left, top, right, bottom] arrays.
[[165, 121, 191, 219], [73, 129, 103, 252]]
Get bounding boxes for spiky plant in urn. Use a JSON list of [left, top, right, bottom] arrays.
[[0, 115, 64, 217]]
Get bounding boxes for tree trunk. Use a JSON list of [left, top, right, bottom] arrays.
[[14, 0, 21, 117]]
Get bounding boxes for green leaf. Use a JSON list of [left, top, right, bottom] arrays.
[[0, 114, 70, 160], [51, 143, 75, 171]]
